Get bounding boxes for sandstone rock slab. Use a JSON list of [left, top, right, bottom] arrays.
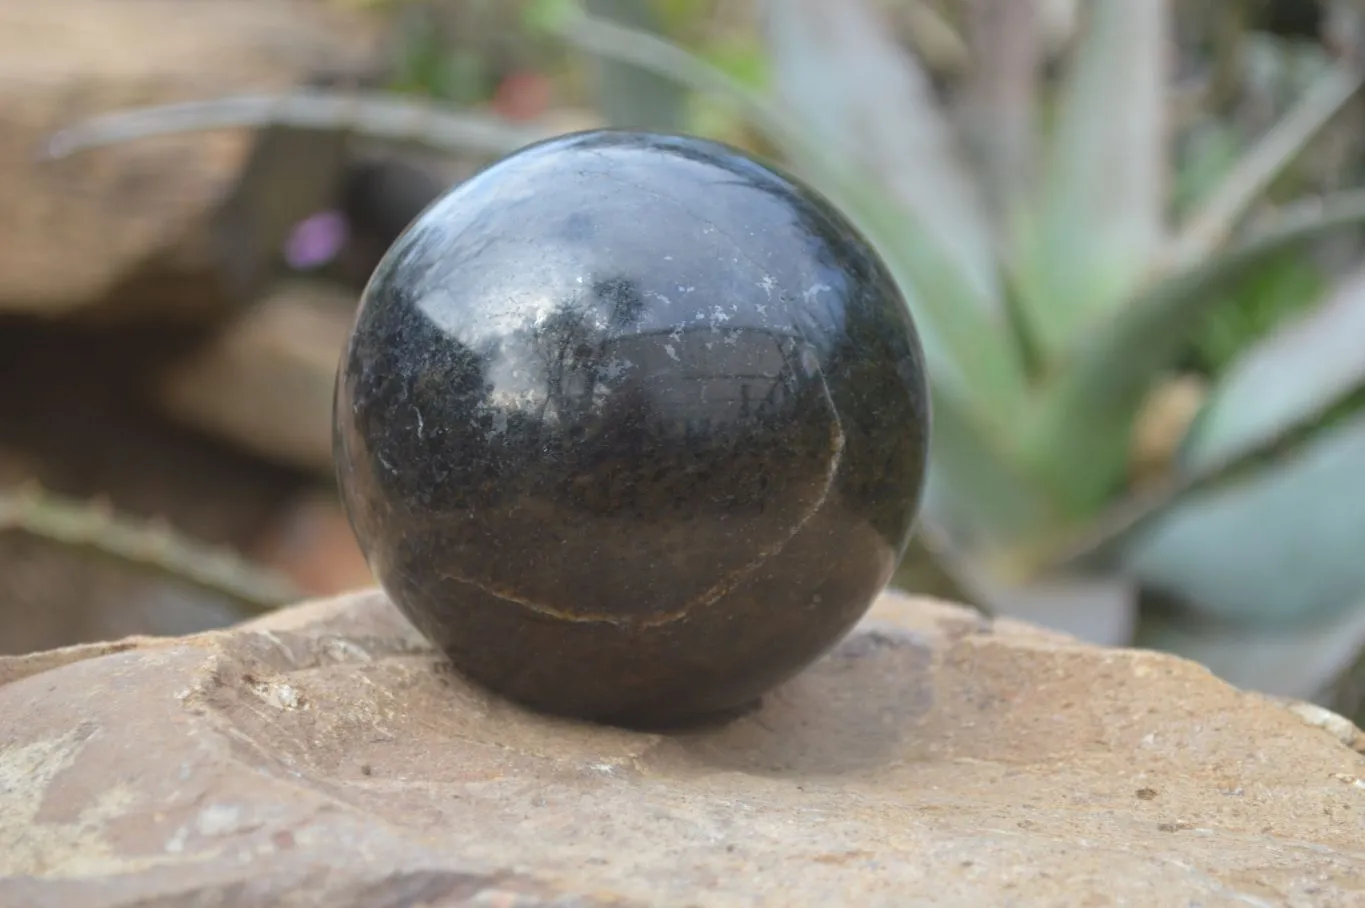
[[0, 0, 379, 315], [2, 589, 1364, 906]]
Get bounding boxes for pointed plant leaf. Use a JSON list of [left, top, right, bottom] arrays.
[[1181, 265, 1365, 468], [1124, 411, 1365, 627], [1026, 189, 1365, 517], [1168, 63, 1362, 271], [1136, 597, 1365, 702], [901, 2, 971, 74], [523, 0, 580, 38], [1022, 337, 1365, 579], [1095, 192, 1365, 399], [759, 0, 1004, 313], [752, 0, 1029, 419], [1014, 0, 1168, 361], [834, 178, 1031, 421]]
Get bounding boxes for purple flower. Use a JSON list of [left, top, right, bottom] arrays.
[[285, 210, 349, 270]]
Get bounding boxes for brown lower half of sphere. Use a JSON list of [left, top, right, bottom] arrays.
[[373, 497, 898, 729]]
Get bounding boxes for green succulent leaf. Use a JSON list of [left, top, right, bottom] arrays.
[[1043, 371, 1365, 624], [1181, 265, 1365, 469], [1121, 409, 1365, 628], [1013, 0, 1168, 364], [1109, 262, 1365, 628], [1188, 248, 1328, 375], [1026, 189, 1365, 517], [754, 0, 1028, 422], [1021, 299, 1365, 584], [954, 0, 1042, 225], [759, 0, 1003, 317]]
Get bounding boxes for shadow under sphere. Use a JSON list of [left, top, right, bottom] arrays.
[[333, 129, 931, 728]]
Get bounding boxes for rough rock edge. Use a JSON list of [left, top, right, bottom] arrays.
[[251, 587, 1363, 759], [5, 587, 1360, 756]]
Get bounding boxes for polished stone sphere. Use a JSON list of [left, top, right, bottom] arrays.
[[333, 130, 930, 728]]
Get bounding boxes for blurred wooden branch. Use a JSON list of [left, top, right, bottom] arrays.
[[0, 484, 300, 615], [42, 91, 551, 163]]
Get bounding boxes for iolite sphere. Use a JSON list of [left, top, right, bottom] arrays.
[[333, 130, 930, 728]]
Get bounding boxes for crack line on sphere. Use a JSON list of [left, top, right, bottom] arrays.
[[434, 404, 845, 631]]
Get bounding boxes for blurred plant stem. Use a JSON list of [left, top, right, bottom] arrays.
[[41, 92, 549, 160], [0, 484, 300, 616]]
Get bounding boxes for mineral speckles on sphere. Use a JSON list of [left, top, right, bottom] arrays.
[[332, 129, 931, 728]]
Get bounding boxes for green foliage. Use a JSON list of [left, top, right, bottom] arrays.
[[1169, 86, 1337, 385], [1190, 249, 1328, 374]]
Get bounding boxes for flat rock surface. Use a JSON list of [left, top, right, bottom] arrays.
[[0, 0, 378, 315], [2, 588, 1364, 907]]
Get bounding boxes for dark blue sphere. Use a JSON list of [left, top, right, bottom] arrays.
[[333, 130, 930, 727]]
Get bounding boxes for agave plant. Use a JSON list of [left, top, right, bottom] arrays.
[[42, 0, 1365, 712], [520, 0, 1365, 703]]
